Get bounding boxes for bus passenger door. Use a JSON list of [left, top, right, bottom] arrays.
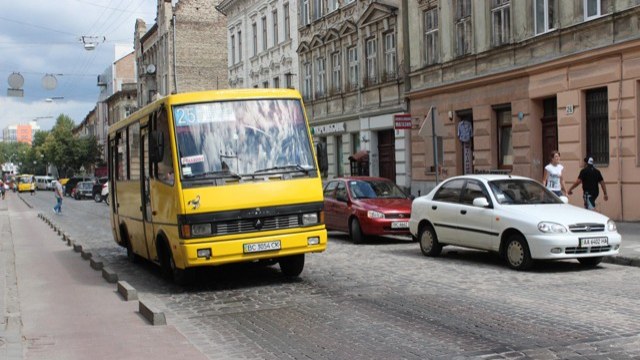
[[141, 126, 156, 261]]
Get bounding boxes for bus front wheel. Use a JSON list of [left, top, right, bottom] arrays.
[[159, 241, 189, 285], [279, 254, 305, 277]]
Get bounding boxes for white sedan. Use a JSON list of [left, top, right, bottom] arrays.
[[409, 175, 622, 270]]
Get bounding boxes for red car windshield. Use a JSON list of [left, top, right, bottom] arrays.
[[349, 180, 408, 200]]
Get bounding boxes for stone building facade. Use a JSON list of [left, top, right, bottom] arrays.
[[297, 0, 409, 189], [407, 0, 640, 220], [134, 0, 229, 107], [216, 0, 298, 89]]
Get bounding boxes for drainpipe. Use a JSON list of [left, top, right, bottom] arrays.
[[172, 14, 178, 94], [616, 54, 623, 218], [401, 0, 410, 95]]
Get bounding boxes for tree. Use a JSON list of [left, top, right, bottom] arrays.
[[42, 115, 77, 177], [41, 114, 102, 177]]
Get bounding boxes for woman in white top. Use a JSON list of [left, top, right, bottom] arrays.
[[542, 150, 566, 196]]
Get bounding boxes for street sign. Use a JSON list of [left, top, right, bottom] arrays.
[[394, 113, 412, 129]]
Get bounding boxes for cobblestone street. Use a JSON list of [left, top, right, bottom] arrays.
[[21, 192, 640, 359]]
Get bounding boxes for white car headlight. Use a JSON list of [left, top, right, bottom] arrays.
[[538, 222, 567, 233], [367, 210, 384, 219], [607, 219, 617, 232]]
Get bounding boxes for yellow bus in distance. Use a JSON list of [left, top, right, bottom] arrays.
[[17, 174, 36, 193], [108, 89, 327, 284]]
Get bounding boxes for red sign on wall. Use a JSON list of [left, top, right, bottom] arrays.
[[394, 113, 412, 129]]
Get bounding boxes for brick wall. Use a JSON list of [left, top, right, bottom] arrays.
[[173, 0, 228, 92]]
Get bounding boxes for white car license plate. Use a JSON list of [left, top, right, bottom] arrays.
[[243, 240, 281, 253], [391, 221, 409, 229], [579, 237, 608, 247]]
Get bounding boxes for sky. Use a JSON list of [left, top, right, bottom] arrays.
[[0, 0, 157, 131]]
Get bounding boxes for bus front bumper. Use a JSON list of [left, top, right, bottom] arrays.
[[178, 229, 327, 268]]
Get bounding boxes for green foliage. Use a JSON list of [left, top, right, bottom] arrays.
[[1, 114, 103, 177]]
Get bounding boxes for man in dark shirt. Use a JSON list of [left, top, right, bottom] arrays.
[[568, 157, 608, 210]]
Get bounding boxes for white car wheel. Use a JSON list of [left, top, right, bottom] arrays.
[[505, 234, 533, 270], [419, 225, 442, 257]]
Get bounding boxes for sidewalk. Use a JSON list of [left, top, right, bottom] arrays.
[[0, 195, 208, 359]]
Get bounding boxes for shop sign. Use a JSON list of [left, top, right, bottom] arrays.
[[312, 122, 345, 135], [394, 113, 412, 129]]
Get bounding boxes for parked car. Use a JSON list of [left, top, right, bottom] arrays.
[[409, 174, 622, 270], [63, 176, 93, 197], [73, 181, 94, 200], [323, 176, 413, 243], [92, 177, 108, 202]]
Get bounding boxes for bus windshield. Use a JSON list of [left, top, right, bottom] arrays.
[[173, 99, 315, 182]]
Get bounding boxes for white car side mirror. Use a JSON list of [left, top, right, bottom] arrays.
[[472, 197, 490, 207], [559, 195, 569, 204]]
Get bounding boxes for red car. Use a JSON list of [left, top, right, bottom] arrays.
[[323, 176, 413, 243]]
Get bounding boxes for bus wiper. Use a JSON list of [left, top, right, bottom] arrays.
[[254, 164, 310, 175], [185, 171, 242, 180]]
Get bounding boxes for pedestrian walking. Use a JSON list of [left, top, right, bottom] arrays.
[[53, 179, 64, 214], [568, 156, 608, 210], [542, 150, 566, 196], [0, 179, 5, 200]]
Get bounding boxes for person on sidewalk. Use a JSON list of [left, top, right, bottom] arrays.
[[53, 179, 64, 214], [542, 150, 566, 197], [568, 156, 608, 210]]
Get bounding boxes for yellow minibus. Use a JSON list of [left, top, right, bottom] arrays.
[[17, 174, 36, 193], [108, 89, 327, 284]]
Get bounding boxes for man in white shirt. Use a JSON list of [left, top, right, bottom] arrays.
[[53, 180, 64, 214]]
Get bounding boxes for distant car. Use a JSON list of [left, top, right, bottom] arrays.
[[323, 176, 413, 243], [64, 176, 93, 197], [409, 174, 622, 270], [92, 177, 108, 202], [73, 181, 94, 200]]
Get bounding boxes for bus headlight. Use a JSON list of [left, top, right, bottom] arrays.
[[191, 223, 212, 236], [302, 213, 319, 225]]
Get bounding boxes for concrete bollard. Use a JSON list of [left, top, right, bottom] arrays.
[[90, 257, 103, 270], [102, 267, 118, 283], [139, 300, 166, 326], [117, 281, 138, 301], [80, 250, 92, 260]]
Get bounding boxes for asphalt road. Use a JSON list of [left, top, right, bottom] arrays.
[[18, 190, 640, 359]]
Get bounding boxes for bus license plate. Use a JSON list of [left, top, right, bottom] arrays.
[[579, 237, 608, 247], [391, 221, 409, 229], [243, 240, 281, 253]]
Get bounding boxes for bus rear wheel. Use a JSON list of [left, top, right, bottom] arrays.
[[279, 254, 305, 277]]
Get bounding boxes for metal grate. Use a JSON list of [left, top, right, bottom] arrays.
[[586, 88, 609, 165], [216, 215, 300, 236], [568, 223, 605, 233], [565, 246, 612, 254]]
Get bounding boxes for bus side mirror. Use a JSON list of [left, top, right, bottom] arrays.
[[149, 131, 165, 163]]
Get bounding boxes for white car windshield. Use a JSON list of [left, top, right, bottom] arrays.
[[489, 179, 563, 205], [172, 99, 315, 182]]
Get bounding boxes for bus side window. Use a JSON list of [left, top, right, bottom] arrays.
[[156, 108, 174, 185]]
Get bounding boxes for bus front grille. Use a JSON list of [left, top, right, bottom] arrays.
[[216, 215, 300, 235]]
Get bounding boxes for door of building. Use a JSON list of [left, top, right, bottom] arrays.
[[541, 97, 558, 176], [377, 129, 396, 181]]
